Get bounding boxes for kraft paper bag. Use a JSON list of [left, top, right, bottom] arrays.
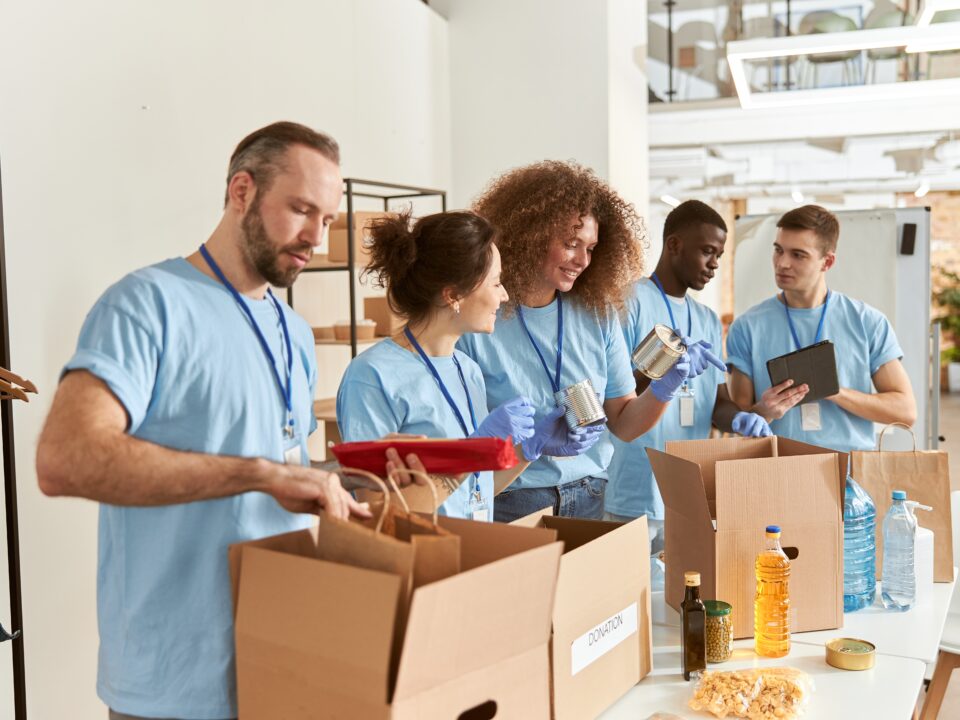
[[851, 423, 954, 582]]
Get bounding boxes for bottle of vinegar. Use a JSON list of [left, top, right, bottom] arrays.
[[754, 525, 791, 658], [681, 570, 706, 680]]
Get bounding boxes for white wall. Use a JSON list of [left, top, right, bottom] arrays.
[[0, 1, 449, 718]]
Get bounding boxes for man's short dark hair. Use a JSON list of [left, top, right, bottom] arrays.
[[663, 200, 727, 242], [224, 121, 340, 206], [777, 204, 839, 255]]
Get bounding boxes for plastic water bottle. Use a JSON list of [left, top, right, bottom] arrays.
[[881, 490, 917, 612], [754, 525, 790, 658], [843, 476, 876, 612]]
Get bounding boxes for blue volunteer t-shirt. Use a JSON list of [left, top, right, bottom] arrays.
[[63, 258, 317, 719], [457, 295, 635, 489], [606, 278, 725, 519], [336, 339, 494, 519], [725, 291, 903, 452]]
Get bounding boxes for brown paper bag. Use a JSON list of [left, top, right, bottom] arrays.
[[851, 423, 954, 582]]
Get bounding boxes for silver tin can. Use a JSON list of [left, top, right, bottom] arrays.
[[632, 324, 686, 379], [554, 379, 607, 430]]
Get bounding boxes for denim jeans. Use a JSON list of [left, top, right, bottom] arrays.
[[110, 712, 235, 720], [494, 475, 607, 523]]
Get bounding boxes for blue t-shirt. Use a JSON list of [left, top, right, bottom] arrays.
[[606, 278, 725, 519], [336, 338, 493, 519], [63, 258, 317, 719], [457, 296, 635, 489], [726, 291, 903, 452]]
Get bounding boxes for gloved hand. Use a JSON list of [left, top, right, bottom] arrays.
[[473, 396, 536, 442], [732, 411, 773, 438], [649, 357, 692, 403], [682, 336, 727, 378], [521, 406, 606, 461]]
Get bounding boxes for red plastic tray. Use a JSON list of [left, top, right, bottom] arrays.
[[330, 437, 518, 477]]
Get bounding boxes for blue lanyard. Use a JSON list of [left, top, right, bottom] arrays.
[[782, 289, 831, 351], [650, 273, 692, 337], [403, 328, 477, 437], [516, 294, 563, 394], [199, 244, 295, 437]]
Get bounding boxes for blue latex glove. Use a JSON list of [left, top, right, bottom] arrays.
[[732, 411, 773, 438], [681, 336, 727, 378], [473, 396, 536, 442], [649, 356, 692, 403], [521, 407, 606, 461]]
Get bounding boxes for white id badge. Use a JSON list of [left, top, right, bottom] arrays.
[[801, 402, 822, 432], [283, 436, 303, 465], [470, 488, 490, 522], [678, 388, 695, 428]]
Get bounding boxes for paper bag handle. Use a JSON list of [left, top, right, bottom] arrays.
[[384, 474, 412, 514], [387, 468, 440, 527], [877, 422, 917, 453], [337, 467, 391, 533]]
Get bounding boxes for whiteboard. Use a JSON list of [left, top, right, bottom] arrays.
[[734, 208, 933, 451]]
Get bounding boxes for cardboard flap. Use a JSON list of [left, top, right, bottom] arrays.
[[436, 514, 558, 570], [542, 515, 622, 553], [647, 448, 713, 529], [229, 525, 320, 617], [714, 454, 841, 531], [778, 436, 849, 480], [235, 546, 400, 704], [393, 541, 563, 701]]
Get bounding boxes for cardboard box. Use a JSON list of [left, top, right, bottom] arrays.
[[647, 436, 846, 640], [512, 512, 652, 720], [365, 296, 405, 337], [230, 516, 563, 719], [329, 211, 392, 264]]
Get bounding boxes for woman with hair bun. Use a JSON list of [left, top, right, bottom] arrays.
[[459, 161, 722, 522], [337, 210, 590, 520]]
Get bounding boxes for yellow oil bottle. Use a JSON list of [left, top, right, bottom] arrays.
[[754, 524, 790, 658]]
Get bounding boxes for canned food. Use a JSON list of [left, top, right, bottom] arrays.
[[632, 324, 686, 379], [554, 379, 607, 430], [825, 637, 876, 671], [705, 600, 733, 663]]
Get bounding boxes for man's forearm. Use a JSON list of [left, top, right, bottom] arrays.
[[712, 396, 741, 433], [828, 388, 917, 426]]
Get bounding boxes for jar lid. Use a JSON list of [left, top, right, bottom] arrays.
[[704, 600, 732, 616], [825, 637, 876, 671]]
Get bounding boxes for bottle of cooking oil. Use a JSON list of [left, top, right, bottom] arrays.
[[754, 524, 790, 658], [681, 571, 706, 680]]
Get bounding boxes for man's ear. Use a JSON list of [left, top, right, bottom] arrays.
[[226, 171, 257, 214], [665, 234, 683, 256], [821, 251, 836, 272]]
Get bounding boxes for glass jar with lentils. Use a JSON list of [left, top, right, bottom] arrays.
[[704, 600, 733, 663]]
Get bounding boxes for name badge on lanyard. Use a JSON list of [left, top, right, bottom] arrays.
[[651, 274, 696, 428], [782, 289, 831, 434], [199, 245, 300, 462], [679, 386, 696, 428], [470, 482, 490, 522]]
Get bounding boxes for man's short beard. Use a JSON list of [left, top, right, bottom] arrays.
[[240, 200, 303, 288]]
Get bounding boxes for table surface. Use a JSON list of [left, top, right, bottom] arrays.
[[599, 575, 956, 719]]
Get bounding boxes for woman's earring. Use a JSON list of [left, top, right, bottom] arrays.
[[453, 301, 461, 315]]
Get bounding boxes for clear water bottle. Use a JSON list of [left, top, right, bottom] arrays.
[[881, 490, 917, 612], [843, 476, 876, 612]]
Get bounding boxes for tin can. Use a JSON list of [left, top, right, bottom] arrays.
[[631, 324, 686, 379], [825, 637, 876, 670], [554, 379, 606, 430]]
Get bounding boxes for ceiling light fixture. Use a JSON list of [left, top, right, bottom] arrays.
[[660, 194, 682, 208], [914, 181, 931, 198], [791, 188, 805, 203], [727, 24, 960, 108]]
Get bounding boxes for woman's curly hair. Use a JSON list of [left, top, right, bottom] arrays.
[[472, 160, 646, 316]]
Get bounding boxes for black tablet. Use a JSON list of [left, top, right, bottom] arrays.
[[766, 340, 839, 402]]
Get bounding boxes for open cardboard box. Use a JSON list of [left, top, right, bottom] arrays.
[[512, 508, 652, 720], [647, 436, 846, 640], [230, 516, 563, 719]]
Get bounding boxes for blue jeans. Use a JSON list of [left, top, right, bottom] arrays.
[[494, 476, 607, 523]]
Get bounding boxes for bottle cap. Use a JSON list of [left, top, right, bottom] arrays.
[[892, 490, 907, 500], [684, 571, 701, 586], [705, 600, 732, 616], [765, 524, 781, 534]]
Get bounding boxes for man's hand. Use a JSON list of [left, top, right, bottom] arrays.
[[754, 378, 808, 421], [266, 464, 371, 519]]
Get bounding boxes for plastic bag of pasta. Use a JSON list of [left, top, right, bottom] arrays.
[[688, 667, 813, 719]]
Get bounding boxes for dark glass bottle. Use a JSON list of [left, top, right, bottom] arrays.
[[681, 570, 706, 681]]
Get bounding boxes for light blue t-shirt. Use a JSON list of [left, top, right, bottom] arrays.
[[457, 295, 635, 490], [606, 278, 725, 519], [726, 291, 903, 452], [336, 339, 494, 519], [63, 258, 317, 719]]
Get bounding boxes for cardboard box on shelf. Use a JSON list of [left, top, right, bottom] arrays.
[[647, 436, 846, 640], [328, 211, 393, 264], [230, 515, 563, 719], [511, 512, 652, 720], [364, 296, 404, 337]]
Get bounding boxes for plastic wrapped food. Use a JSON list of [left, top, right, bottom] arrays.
[[688, 667, 813, 719]]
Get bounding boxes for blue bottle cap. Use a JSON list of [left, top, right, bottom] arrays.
[[766, 524, 781, 533], [892, 490, 907, 500]]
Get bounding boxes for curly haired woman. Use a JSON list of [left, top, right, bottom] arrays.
[[458, 161, 718, 522]]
